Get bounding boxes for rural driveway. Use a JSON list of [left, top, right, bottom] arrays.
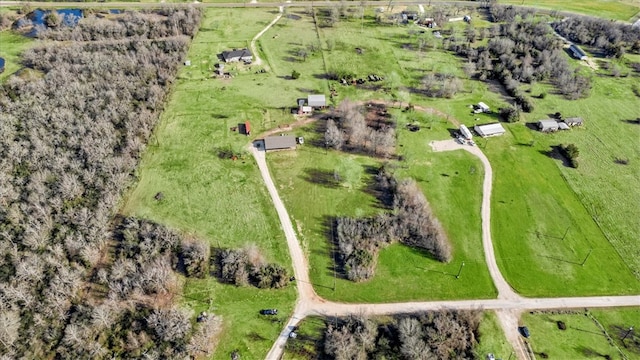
[[252, 139, 639, 360], [250, 5, 284, 68]]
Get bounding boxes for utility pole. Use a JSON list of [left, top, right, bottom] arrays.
[[456, 261, 465, 279], [580, 249, 593, 266], [622, 326, 634, 347]]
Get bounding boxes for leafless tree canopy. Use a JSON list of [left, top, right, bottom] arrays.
[[333, 167, 451, 282], [450, 7, 592, 101], [214, 246, 290, 289], [324, 100, 396, 157], [0, 8, 219, 358], [321, 311, 482, 360]]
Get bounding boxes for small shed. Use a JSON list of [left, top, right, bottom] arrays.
[[538, 119, 559, 132], [558, 122, 570, 130], [300, 106, 312, 114], [308, 94, 326, 108], [474, 123, 505, 137], [569, 44, 587, 60], [459, 124, 473, 140], [564, 117, 583, 126], [0, 57, 5, 74], [477, 102, 490, 113], [244, 121, 251, 136], [263, 136, 297, 151]]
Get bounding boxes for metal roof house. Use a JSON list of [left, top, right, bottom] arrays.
[[308, 94, 326, 108], [569, 44, 587, 60], [263, 136, 297, 151], [558, 122, 570, 130], [475, 102, 490, 113], [474, 123, 506, 137], [459, 124, 473, 140], [538, 119, 559, 132], [221, 49, 253, 63], [564, 117, 584, 126]]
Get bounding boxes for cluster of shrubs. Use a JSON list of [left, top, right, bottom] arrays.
[[324, 100, 396, 157], [333, 167, 451, 282], [0, 8, 220, 359], [559, 143, 580, 168], [316, 311, 482, 360], [421, 72, 464, 98], [214, 245, 290, 289]]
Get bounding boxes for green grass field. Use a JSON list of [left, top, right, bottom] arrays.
[[121, 8, 300, 359], [0, 30, 34, 82], [522, 307, 640, 360], [504, 0, 640, 21]]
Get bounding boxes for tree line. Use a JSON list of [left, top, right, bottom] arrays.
[[333, 166, 451, 282], [324, 100, 396, 157], [310, 311, 482, 360], [0, 7, 217, 358]]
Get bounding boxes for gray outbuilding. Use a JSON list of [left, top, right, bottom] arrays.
[[263, 136, 297, 151], [308, 94, 326, 108], [538, 119, 559, 132]]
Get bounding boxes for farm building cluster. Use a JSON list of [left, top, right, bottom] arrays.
[[538, 117, 583, 132]]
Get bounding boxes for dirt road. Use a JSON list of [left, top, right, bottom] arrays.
[[250, 6, 283, 68], [252, 139, 639, 360]]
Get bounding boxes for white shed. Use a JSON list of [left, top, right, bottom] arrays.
[[308, 94, 326, 108], [474, 123, 505, 137], [477, 102, 490, 113], [459, 124, 473, 140]]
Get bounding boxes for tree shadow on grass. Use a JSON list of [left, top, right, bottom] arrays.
[[539, 145, 573, 168], [301, 168, 342, 188], [320, 215, 349, 281]]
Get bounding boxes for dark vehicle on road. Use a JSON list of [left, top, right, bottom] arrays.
[[260, 309, 278, 315], [518, 326, 530, 338]]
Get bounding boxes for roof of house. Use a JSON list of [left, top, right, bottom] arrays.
[[565, 117, 583, 123], [478, 101, 490, 109], [474, 123, 505, 136], [308, 94, 326, 106], [222, 49, 252, 61], [539, 119, 559, 129], [569, 44, 586, 58], [558, 122, 570, 130], [264, 136, 297, 150]]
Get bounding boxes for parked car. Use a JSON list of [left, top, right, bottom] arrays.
[[518, 326, 530, 338], [260, 309, 278, 315]]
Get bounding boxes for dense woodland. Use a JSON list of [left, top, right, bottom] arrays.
[[446, 5, 598, 113], [0, 8, 224, 358], [334, 167, 451, 282], [288, 311, 482, 359]]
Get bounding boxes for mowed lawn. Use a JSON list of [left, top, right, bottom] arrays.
[[121, 8, 299, 359], [522, 307, 640, 360], [504, 0, 640, 21], [523, 72, 640, 281]]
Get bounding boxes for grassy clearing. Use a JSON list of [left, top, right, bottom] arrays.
[[121, 8, 298, 359], [475, 311, 515, 360], [0, 30, 34, 82], [521, 72, 640, 281], [269, 108, 496, 302], [504, 0, 640, 21], [522, 308, 640, 360]]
